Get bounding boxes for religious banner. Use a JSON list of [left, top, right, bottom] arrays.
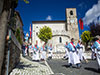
[[79, 18, 84, 30], [29, 24, 32, 38]]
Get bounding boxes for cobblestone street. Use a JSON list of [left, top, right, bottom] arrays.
[[9, 55, 53, 75]]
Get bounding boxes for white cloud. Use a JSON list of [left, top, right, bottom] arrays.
[[46, 15, 52, 20], [83, 0, 100, 25]]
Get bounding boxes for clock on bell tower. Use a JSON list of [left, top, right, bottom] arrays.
[[66, 8, 79, 43]]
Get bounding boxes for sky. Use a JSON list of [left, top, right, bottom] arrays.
[[16, 0, 99, 36]]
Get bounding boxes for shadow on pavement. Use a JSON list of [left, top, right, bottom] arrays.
[[16, 62, 38, 69], [23, 56, 46, 66], [84, 67, 100, 73], [62, 64, 79, 68], [62, 65, 70, 68], [62, 64, 77, 68]]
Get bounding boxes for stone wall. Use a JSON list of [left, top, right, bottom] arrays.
[[1, 30, 21, 75], [9, 40, 21, 73]]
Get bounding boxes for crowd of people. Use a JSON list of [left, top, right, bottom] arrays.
[[90, 36, 100, 71], [22, 40, 53, 61], [22, 33, 100, 71], [64, 37, 100, 70], [64, 38, 87, 69]]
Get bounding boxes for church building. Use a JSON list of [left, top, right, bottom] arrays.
[[32, 8, 79, 52]]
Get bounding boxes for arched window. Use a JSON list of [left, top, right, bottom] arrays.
[[70, 10, 73, 15], [36, 32, 38, 36], [36, 26, 38, 28], [59, 37, 62, 43]]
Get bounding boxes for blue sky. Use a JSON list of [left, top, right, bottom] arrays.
[[16, 0, 99, 36]]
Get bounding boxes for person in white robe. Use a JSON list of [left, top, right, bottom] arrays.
[[76, 40, 88, 63], [40, 46, 45, 60], [32, 44, 40, 61], [64, 42, 69, 59], [80, 42, 88, 63], [93, 37, 100, 71], [67, 38, 81, 68], [40, 43, 47, 61], [90, 42, 96, 60], [76, 40, 82, 61], [25, 45, 28, 55], [28, 43, 33, 57], [48, 44, 53, 60]]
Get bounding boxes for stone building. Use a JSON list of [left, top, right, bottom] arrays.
[[0, 0, 22, 74], [32, 8, 79, 52], [15, 11, 24, 42]]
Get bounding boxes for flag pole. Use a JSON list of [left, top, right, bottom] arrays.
[[29, 24, 32, 44]]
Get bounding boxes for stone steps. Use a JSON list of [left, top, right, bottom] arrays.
[[52, 53, 65, 59], [51, 52, 92, 59]]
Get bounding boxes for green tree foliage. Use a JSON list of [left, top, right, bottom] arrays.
[[38, 26, 52, 43], [81, 31, 93, 50], [16, 28, 22, 45], [81, 31, 93, 43], [24, 0, 29, 4], [16, 0, 29, 4]]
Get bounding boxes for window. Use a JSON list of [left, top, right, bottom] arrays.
[[53, 30, 55, 32], [59, 37, 62, 43], [70, 10, 73, 15], [36, 32, 38, 36], [56, 30, 58, 32]]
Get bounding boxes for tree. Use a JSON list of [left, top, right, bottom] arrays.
[[90, 23, 100, 37], [38, 26, 52, 43], [16, 28, 22, 45], [81, 31, 93, 50], [23, 0, 29, 3]]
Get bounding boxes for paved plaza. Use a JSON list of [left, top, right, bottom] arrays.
[[9, 54, 100, 75], [47, 59, 100, 75]]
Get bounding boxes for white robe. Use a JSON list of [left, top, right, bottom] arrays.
[[32, 50, 40, 60], [35, 51, 40, 60], [64, 48, 69, 58], [78, 48, 83, 61], [41, 51, 46, 60], [96, 49, 100, 67], [68, 51, 80, 64], [25, 47, 28, 55], [40, 47, 46, 60], [32, 46, 40, 61], [91, 48, 96, 59]]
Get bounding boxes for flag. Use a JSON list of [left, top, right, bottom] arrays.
[[79, 18, 84, 30], [29, 24, 32, 37]]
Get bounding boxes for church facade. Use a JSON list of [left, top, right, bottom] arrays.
[[32, 8, 79, 52]]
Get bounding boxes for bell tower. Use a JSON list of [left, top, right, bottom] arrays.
[[66, 8, 79, 43]]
